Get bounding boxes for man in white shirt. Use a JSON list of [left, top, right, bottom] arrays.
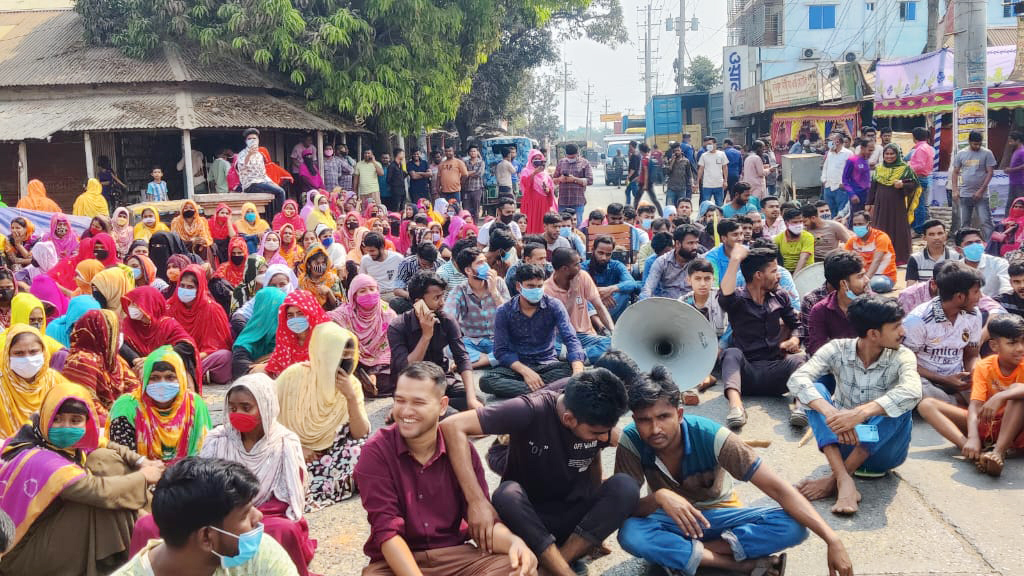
[[697, 137, 729, 206], [359, 231, 405, 301], [956, 227, 1010, 298], [821, 132, 854, 217], [761, 196, 785, 239]]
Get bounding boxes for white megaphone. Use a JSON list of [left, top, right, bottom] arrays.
[[612, 297, 718, 391], [793, 261, 826, 299]]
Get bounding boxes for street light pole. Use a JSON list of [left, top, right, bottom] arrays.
[[677, 0, 685, 93]]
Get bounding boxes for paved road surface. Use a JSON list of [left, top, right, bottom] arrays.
[[203, 173, 1024, 575]]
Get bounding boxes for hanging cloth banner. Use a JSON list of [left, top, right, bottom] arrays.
[[769, 105, 861, 157]]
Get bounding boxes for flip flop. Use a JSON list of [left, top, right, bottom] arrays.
[[751, 553, 787, 576], [726, 406, 747, 429]]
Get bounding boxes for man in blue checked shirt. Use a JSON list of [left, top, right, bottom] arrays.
[[584, 235, 641, 320]]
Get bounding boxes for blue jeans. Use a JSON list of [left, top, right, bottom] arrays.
[[912, 178, 930, 233], [701, 186, 724, 205], [625, 180, 638, 205], [557, 332, 610, 364], [806, 382, 912, 474], [666, 188, 688, 208], [464, 337, 497, 366], [823, 186, 848, 216], [959, 195, 994, 239], [608, 291, 633, 320], [244, 180, 286, 217], [618, 507, 808, 575]]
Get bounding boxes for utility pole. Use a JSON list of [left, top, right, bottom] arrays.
[[953, 0, 988, 150], [676, 0, 686, 93], [583, 82, 594, 145], [644, 4, 653, 104], [563, 60, 569, 141], [603, 98, 610, 116]]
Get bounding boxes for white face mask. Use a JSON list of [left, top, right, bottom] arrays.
[[264, 240, 280, 251], [10, 354, 45, 379], [128, 305, 144, 320], [319, 204, 329, 213], [246, 138, 258, 149], [143, 216, 156, 226], [706, 144, 715, 152], [787, 223, 804, 235]]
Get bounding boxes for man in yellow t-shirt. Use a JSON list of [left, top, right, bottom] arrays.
[[773, 207, 814, 275]]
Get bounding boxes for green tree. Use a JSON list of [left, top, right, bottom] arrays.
[[685, 55, 721, 92], [509, 71, 561, 144]]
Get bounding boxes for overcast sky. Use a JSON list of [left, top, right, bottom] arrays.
[[554, 0, 727, 129]]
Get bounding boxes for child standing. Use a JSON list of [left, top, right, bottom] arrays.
[[146, 166, 168, 202], [918, 314, 1024, 477]]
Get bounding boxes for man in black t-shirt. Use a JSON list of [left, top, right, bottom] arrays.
[[441, 369, 640, 576], [625, 140, 641, 206]]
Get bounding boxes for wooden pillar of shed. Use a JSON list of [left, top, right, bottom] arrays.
[[17, 142, 27, 199], [316, 130, 324, 181], [84, 132, 95, 179], [182, 129, 195, 200]]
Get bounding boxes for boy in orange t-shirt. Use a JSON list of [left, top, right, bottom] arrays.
[[844, 210, 897, 293], [918, 314, 1024, 477]]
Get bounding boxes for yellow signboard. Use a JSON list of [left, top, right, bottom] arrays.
[[599, 113, 622, 123]]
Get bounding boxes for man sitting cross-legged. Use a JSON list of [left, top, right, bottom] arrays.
[[788, 295, 922, 515], [616, 366, 853, 576], [355, 362, 537, 576]]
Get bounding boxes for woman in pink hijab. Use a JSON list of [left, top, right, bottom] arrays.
[[519, 149, 557, 235], [328, 274, 397, 396]]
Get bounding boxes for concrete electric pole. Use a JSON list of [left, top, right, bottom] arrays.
[[676, 0, 686, 93], [645, 4, 653, 104], [563, 60, 569, 141], [583, 82, 594, 144]]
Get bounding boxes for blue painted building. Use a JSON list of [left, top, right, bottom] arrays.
[[726, 0, 1019, 81]]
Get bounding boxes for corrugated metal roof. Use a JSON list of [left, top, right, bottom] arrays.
[[0, 10, 272, 89], [188, 92, 347, 131], [987, 27, 1018, 48]]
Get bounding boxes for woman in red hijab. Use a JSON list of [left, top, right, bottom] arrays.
[[121, 286, 202, 392], [166, 264, 232, 387], [264, 290, 329, 378], [215, 236, 249, 287], [272, 199, 306, 234], [208, 203, 237, 264]]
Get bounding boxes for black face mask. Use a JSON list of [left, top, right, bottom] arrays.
[[182, 210, 196, 218], [93, 249, 109, 261], [230, 254, 245, 266], [346, 222, 359, 230], [0, 288, 13, 302], [499, 214, 514, 224], [92, 289, 108, 309]]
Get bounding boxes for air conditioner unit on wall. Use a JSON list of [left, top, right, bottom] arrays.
[[843, 51, 859, 63], [800, 48, 823, 60]]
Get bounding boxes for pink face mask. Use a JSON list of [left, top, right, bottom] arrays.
[[355, 291, 380, 309]]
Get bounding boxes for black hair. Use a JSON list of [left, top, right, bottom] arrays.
[[97, 155, 112, 169], [638, 143, 650, 154], [588, 209, 605, 221], [880, 127, 893, 135], [935, 261, 982, 301], [150, 361, 176, 374], [733, 181, 751, 195], [921, 219, 946, 234], [565, 143, 579, 155], [783, 207, 802, 222], [362, 231, 385, 249], [551, 247, 579, 270], [56, 398, 90, 416], [559, 210, 576, 221], [606, 203, 624, 216], [542, 212, 562, 226], [522, 242, 546, 260], [847, 296, 905, 337], [592, 235, 615, 251], [455, 246, 482, 274], [501, 147, 513, 159], [408, 271, 447, 301], [824, 251, 864, 289], [673, 224, 702, 243], [989, 314, 1024, 341], [651, 231, 674, 254], [563, 367, 629, 428], [413, 214, 429, 226], [913, 127, 930, 142], [761, 195, 779, 206], [592, 349, 641, 388], [488, 228, 516, 253], [968, 130, 983, 142], [954, 227, 983, 246], [627, 365, 680, 412], [1009, 260, 1024, 277], [740, 247, 778, 283], [1011, 131, 1024, 143], [851, 210, 871, 224], [242, 128, 260, 138], [398, 361, 447, 392], [800, 204, 818, 219], [687, 258, 714, 276], [152, 457, 260, 548], [623, 206, 637, 220], [637, 205, 656, 216], [516, 263, 547, 284], [0, 508, 13, 554], [751, 140, 764, 153], [496, 196, 516, 211], [650, 217, 669, 231], [677, 197, 692, 206], [414, 241, 438, 262], [452, 237, 477, 260], [716, 218, 740, 238]]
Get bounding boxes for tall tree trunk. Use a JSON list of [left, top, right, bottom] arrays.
[[1012, 15, 1024, 82], [924, 0, 940, 52]]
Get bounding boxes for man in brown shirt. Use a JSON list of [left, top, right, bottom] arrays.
[[615, 367, 853, 576], [437, 146, 469, 205]]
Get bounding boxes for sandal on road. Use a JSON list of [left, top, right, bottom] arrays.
[[726, 406, 747, 429], [978, 451, 1004, 477], [751, 553, 787, 576]]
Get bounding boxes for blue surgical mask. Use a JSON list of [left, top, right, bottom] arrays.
[[641, 219, 652, 230], [244, 213, 256, 224], [502, 250, 513, 262], [146, 380, 180, 404], [287, 316, 309, 334], [521, 287, 544, 304], [131, 267, 142, 280], [176, 287, 197, 303], [558, 227, 571, 238], [963, 242, 985, 262], [321, 237, 333, 248], [48, 426, 86, 449], [475, 263, 491, 280], [845, 289, 861, 301], [853, 225, 869, 238], [210, 523, 264, 569]]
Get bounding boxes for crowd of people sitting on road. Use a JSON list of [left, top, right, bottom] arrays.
[[0, 125, 1021, 576]]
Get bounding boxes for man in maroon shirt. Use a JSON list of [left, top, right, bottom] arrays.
[[355, 362, 536, 576], [806, 251, 868, 356]]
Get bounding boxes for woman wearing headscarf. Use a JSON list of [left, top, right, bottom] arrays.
[[72, 178, 110, 218], [46, 295, 100, 349], [298, 244, 341, 309], [15, 179, 60, 213], [997, 197, 1024, 255], [230, 263, 294, 337], [273, 199, 306, 234], [169, 199, 212, 255], [275, 322, 369, 509], [81, 214, 112, 240], [89, 232, 119, 268], [297, 148, 324, 191], [15, 241, 58, 286], [229, 254, 269, 314], [364, 217, 395, 251], [205, 260, 236, 317], [264, 289, 329, 378], [161, 253, 192, 298], [520, 149, 557, 235], [298, 190, 319, 223], [428, 198, 447, 224], [132, 206, 169, 241], [215, 236, 250, 287], [126, 239, 148, 258], [3, 293, 68, 370], [63, 309, 140, 421], [231, 287, 287, 379], [335, 210, 366, 253], [70, 259, 104, 296], [121, 286, 201, 391], [45, 213, 80, 260], [444, 212, 466, 248], [109, 207, 134, 259], [258, 228, 287, 266], [0, 382, 156, 575], [146, 230, 189, 283], [345, 227, 369, 263], [207, 202, 237, 264], [236, 201, 271, 254], [259, 146, 295, 189], [866, 142, 918, 265], [90, 266, 133, 319], [29, 274, 68, 318], [0, 325, 68, 438], [277, 223, 303, 268], [0, 267, 15, 329], [167, 264, 233, 386], [305, 192, 337, 233], [107, 346, 211, 463], [313, 224, 348, 272], [5, 217, 37, 270], [427, 220, 444, 249], [329, 274, 396, 397], [124, 253, 167, 292]]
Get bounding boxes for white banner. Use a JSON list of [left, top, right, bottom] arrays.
[[723, 46, 756, 125]]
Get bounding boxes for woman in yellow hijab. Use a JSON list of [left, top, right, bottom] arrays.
[[90, 267, 133, 319], [132, 206, 169, 241], [72, 178, 110, 219], [0, 325, 69, 438], [305, 192, 337, 232], [275, 322, 368, 508], [235, 202, 270, 236], [1, 293, 67, 369], [15, 180, 61, 213], [169, 200, 212, 248]]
